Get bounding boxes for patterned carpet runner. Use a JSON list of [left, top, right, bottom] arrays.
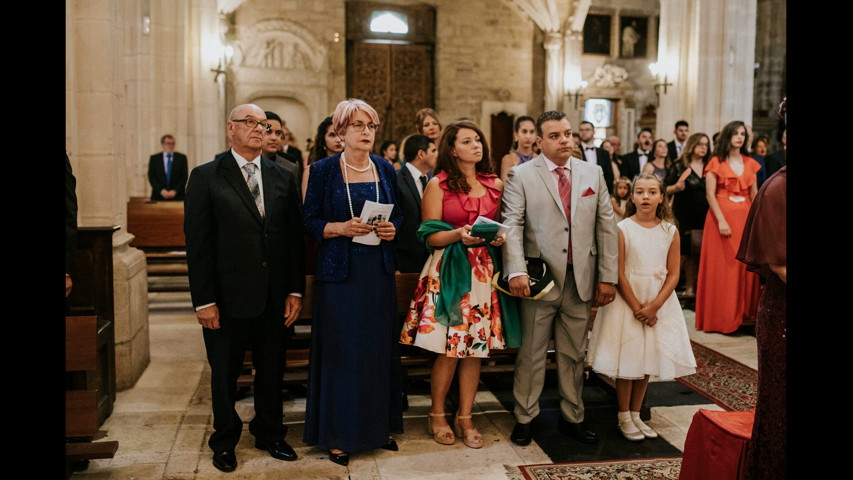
[[676, 340, 757, 411], [508, 457, 683, 480]]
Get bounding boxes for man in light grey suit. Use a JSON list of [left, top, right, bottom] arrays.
[[501, 111, 618, 446]]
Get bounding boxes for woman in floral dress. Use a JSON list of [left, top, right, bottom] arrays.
[[400, 120, 520, 449]]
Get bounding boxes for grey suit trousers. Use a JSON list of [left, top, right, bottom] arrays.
[[513, 271, 591, 424]]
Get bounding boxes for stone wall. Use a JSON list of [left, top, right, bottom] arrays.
[[227, 0, 536, 143]]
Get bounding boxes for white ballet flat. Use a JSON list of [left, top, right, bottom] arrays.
[[618, 419, 645, 441], [632, 417, 658, 438]]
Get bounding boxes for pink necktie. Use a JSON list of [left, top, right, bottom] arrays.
[[557, 167, 572, 264]]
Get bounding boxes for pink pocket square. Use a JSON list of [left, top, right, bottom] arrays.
[[581, 187, 596, 197]]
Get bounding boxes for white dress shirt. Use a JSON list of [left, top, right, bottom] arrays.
[[405, 161, 428, 198]]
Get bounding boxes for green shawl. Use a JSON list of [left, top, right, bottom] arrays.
[[417, 219, 521, 348]]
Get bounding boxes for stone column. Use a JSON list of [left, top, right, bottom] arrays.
[[543, 31, 563, 112], [189, 2, 228, 168], [67, 0, 150, 390], [656, 0, 757, 138], [562, 29, 584, 120]]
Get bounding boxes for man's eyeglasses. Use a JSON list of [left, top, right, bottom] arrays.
[[349, 121, 380, 132], [232, 118, 272, 133]]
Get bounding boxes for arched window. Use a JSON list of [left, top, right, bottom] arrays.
[[369, 11, 408, 34]]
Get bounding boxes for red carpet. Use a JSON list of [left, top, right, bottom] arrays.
[[676, 341, 757, 411]]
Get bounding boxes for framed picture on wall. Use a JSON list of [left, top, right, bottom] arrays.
[[619, 16, 648, 58], [583, 14, 612, 55]]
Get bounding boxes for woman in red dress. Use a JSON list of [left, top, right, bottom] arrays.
[[694, 121, 761, 333]]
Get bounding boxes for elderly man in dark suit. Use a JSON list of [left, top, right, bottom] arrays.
[[148, 134, 188, 200], [394, 134, 438, 273], [184, 104, 305, 473]]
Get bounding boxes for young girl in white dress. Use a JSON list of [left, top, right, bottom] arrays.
[[588, 173, 697, 441], [610, 176, 631, 222]]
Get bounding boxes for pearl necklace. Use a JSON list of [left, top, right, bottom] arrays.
[[341, 151, 379, 218]]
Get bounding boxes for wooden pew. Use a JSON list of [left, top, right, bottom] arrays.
[[66, 315, 119, 477], [237, 273, 533, 388], [126, 197, 189, 290]]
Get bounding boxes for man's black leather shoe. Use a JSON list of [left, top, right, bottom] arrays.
[[212, 449, 237, 472], [558, 418, 599, 444], [510, 422, 533, 446], [255, 438, 297, 461]]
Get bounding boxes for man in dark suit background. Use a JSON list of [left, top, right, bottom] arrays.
[[148, 134, 188, 200], [577, 121, 615, 194], [667, 120, 689, 160], [66, 153, 78, 310], [278, 122, 304, 186], [619, 128, 653, 181], [184, 104, 305, 473], [394, 134, 437, 273], [263, 111, 301, 197], [764, 128, 786, 178]]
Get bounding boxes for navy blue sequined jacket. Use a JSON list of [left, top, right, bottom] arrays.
[[303, 152, 403, 282]]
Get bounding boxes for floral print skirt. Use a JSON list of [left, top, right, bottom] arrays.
[[400, 246, 507, 358]]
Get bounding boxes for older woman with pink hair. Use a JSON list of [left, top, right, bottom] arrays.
[[302, 99, 404, 466]]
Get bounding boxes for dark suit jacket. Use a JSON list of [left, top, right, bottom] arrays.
[[303, 152, 403, 282], [395, 165, 429, 273], [279, 147, 305, 187], [620, 151, 648, 182], [764, 150, 786, 178], [582, 147, 615, 194], [184, 150, 305, 319], [266, 153, 301, 198], [667, 140, 682, 162], [66, 154, 78, 276], [149, 151, 188, 200]]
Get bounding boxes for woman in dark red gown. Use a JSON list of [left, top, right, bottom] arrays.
[[736, 97, 786, 480]]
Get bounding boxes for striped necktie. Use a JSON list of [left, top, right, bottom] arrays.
[[243, 163, 264, 218]]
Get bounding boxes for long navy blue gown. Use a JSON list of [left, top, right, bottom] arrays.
[[303, 179, 403, 453]]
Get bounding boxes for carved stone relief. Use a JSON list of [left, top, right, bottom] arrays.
[[232, 18, 327, 72], [592, 64, 629, 88]]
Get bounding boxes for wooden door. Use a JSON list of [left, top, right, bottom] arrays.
[[348, 41, 434, 150], [490, 112, 514, 173]]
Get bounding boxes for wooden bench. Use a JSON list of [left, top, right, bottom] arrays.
[[66, 315, 119, 477], [237, 272, 544, 388], [126, 197, 189, 291]]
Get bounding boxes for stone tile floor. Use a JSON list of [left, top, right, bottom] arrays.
[[72, 291, 756, 479]]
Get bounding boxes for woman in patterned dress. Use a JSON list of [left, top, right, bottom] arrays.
[[400, 120, 520, 449]]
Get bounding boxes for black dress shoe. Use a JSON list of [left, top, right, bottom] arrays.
[[328, 449, 349, 466], [254, 438, 297, 461], [558, 418, 599, 444], [380, 437, 398, 451], [510, 422, 533, 446], [212, 449, 237, 472]]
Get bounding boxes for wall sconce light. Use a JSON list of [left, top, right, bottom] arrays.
[[566, 80, 588, 109], [648, 62, 674, 102], [211, 45, 233, 83], [142, 16, 151, 35], [211, 59, 226, 83]]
